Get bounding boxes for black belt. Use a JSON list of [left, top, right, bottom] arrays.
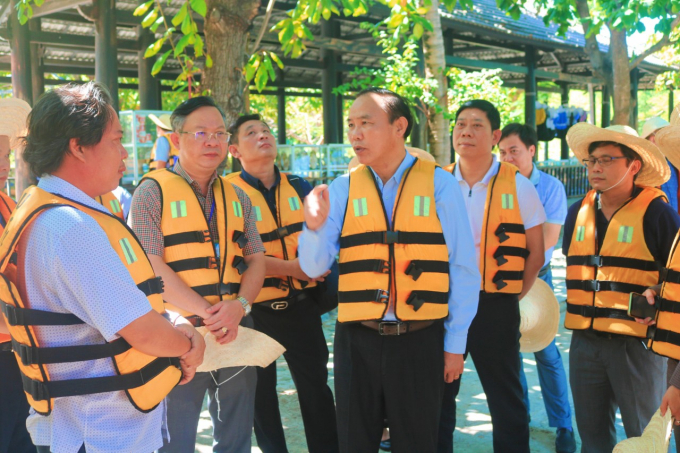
[[256, 290, 313, 311], [360, 320, 435, 336]]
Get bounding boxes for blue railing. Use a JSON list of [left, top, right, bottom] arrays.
[[536, 161, 589, 198]]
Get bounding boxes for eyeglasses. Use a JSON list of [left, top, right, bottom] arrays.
[[582, 156, 627, 168], [180, 131, 230, 143]]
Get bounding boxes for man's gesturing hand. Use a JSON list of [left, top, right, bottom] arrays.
[[304, 184, 330, 232]]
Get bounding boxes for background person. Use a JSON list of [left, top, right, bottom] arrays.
[[642, 116, 677, 212], [498, 123, 575, 453], [148, 113, 179, 170]]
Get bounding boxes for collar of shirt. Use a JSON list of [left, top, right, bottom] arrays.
[[172, 159, 218, 194], [452, 153, 500, 187], [38, 175, 109, 214], [528, 163, 541, 186], [240, 165, 281, 193], [367, 150, 415, 192]]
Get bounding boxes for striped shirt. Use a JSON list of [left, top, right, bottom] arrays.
[[129, 161, 264, 259]]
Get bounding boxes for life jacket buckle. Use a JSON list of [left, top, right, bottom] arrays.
[[493, 252, 508, 266], [405, 262, 423, 281], [406, 292, 425, 311], [588, 279, 601, 292], [494, 225, 510, 243], [1, 302, 19, 326], [232, 256, 249, 275], [375, 290, 389, 303], [492, 273, 508, 290], [383, 231, 399, 244], [15, 342, 34, 366], [232, 231, 249, 249], [26, 379, 49, 402], [275, 279, 289, 290], [201, 230, 211, 243], [208, 257, 218, 269], [659, 267, 669, 283], [275, 226, 290, 239]]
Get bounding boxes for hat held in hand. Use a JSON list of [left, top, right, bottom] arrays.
[[519, 278, 560, 353]]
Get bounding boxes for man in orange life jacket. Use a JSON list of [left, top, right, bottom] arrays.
[[0, 82, 204, 453], [129, 97, 266, 453], [300, 87, 481, 452], [439, 100, 547, 453], [561, 123, 679, 452], [0, 97, 35, 453], [226, 113, 339, 453]]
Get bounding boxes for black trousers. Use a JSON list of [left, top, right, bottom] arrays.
[[438, 292, 529, 453], [251, 295, 338, 453], [0, 349, 36, 453], [334, 320, 445, 453]]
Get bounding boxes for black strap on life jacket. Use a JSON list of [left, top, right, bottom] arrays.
[[493, 246, 530, 266], [164, 230, 211, 247], [404, 260, 449, 281], [262, 278, 289, 290], [495, 223, 525, 243], [20, 356, 180, 402], [260, 223, 303, 243], [339, 259, 390, 275], [492, 270, 524, 290], [566, 303, 634, 321], [567, 255, 661, 272], [12, 337, 133, 366], [191, 282, 240, 298], [405, 290, 449, 311], [566, 280, 646, 294], [340, 231, 446, 249], [338, 289, 390, 304], [167, 257, 218, 273], [660, 268, 680, 284], [657, 297, 680, 314], [652, 328, 680, 347], [136, 277, 164, 297], [287, 175, 306, 201]]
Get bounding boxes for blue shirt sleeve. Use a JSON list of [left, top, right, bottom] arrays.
[[433, 167, 481, 354], [154, 136, 171, 162], [540, 174, 568, 225]]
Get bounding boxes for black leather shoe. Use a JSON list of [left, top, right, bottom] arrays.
[[379, 439, 391, 452], [555, 428, 576, 453]]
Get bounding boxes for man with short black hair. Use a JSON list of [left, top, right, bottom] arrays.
[[226, 113, 339, 453], [439, 100, 546, 453], [300, 87, 480, 452], [130, 96, 266, 453], [499, 123, 575, 453], [563, 123, 679, 451]]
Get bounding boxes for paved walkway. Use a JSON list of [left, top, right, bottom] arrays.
[[194, 249, 674, 452]]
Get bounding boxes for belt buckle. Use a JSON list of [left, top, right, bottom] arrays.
[[378, 321, 402, 335], [271, 301, 288, 310]]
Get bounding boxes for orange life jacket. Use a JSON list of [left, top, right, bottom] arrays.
[[648, 231, 680, 359], [565, 187, 666, 337], [149, 134, 179, 170], [142, 169, 246, 317], [226, 172, 316, 303], [97, 191, 125, 220], [444, 161, 527, 294], [0, 190, 15, 344], [338, 158, 450, 322], [0, 186, 181, 415]]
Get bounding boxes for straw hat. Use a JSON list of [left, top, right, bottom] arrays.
[[566, 123, 670, 187], [641, 116, 670, 139], [0, 98, 31, 148], [347, 146, 435, 172], [195, 326, 285, 373], [519, 278, 560, 353], [654, 105, 680, 171], [148, 113, 172, 131], [613, 409, 673, 452]]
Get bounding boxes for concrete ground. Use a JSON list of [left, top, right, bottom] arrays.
[[195, 249, 674, 452]]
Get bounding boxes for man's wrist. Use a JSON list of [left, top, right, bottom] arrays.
[[237, 295, 251, 316]]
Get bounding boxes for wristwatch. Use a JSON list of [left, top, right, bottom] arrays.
[[237, 295, 251, 316]]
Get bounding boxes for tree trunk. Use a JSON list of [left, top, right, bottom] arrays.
[[421, 0, 450, 165], [609, 28, 631, 125], [203, 0, 260, 126]]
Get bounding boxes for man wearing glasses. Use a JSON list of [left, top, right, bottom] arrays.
[[129, 97, 266, 453], [562, 124, 680, 451]]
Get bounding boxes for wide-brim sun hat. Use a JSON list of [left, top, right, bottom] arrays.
[[347, 146, 435, 172], [0, 98, 31, 148], [148, 113, 172, 131], [654, 104, 680, 171], [641, 116, 670, 139], [195, 326, 285, 373], [519, 278, 560, 353], [567, 123, 670, 187], [613, 409, 673, 452]]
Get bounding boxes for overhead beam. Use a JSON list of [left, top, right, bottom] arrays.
[[303, 35, 382, 56], [31, 0, 90, 17], [0, 28, 140, 52]]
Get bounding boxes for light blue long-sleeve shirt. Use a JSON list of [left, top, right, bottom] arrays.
[[298, 151, 481, 354]]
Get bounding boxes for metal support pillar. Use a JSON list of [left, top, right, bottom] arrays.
[[411, 43, 428, 150], [138, 26, 161, 110], [601, 85, 611, 127], [29, 19, 44, 104], [524, 46, 537, 129], [670, 89, 675, 120], [560, 83, 569, 160], [588, 83, 596, 125], [277, 86, 286, 145], [630, 68, 640, 128], [321, 19, 340, 144], [95, 0, 119, 111], [9, 0, 33, 104]]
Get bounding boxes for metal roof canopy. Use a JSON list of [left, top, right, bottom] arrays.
[[0, 0, 674, 149]]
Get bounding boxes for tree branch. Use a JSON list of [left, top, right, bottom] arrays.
[[629, 14, 680, 69], [574, 0, 605, 78], [247, 0, 276, 54]]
